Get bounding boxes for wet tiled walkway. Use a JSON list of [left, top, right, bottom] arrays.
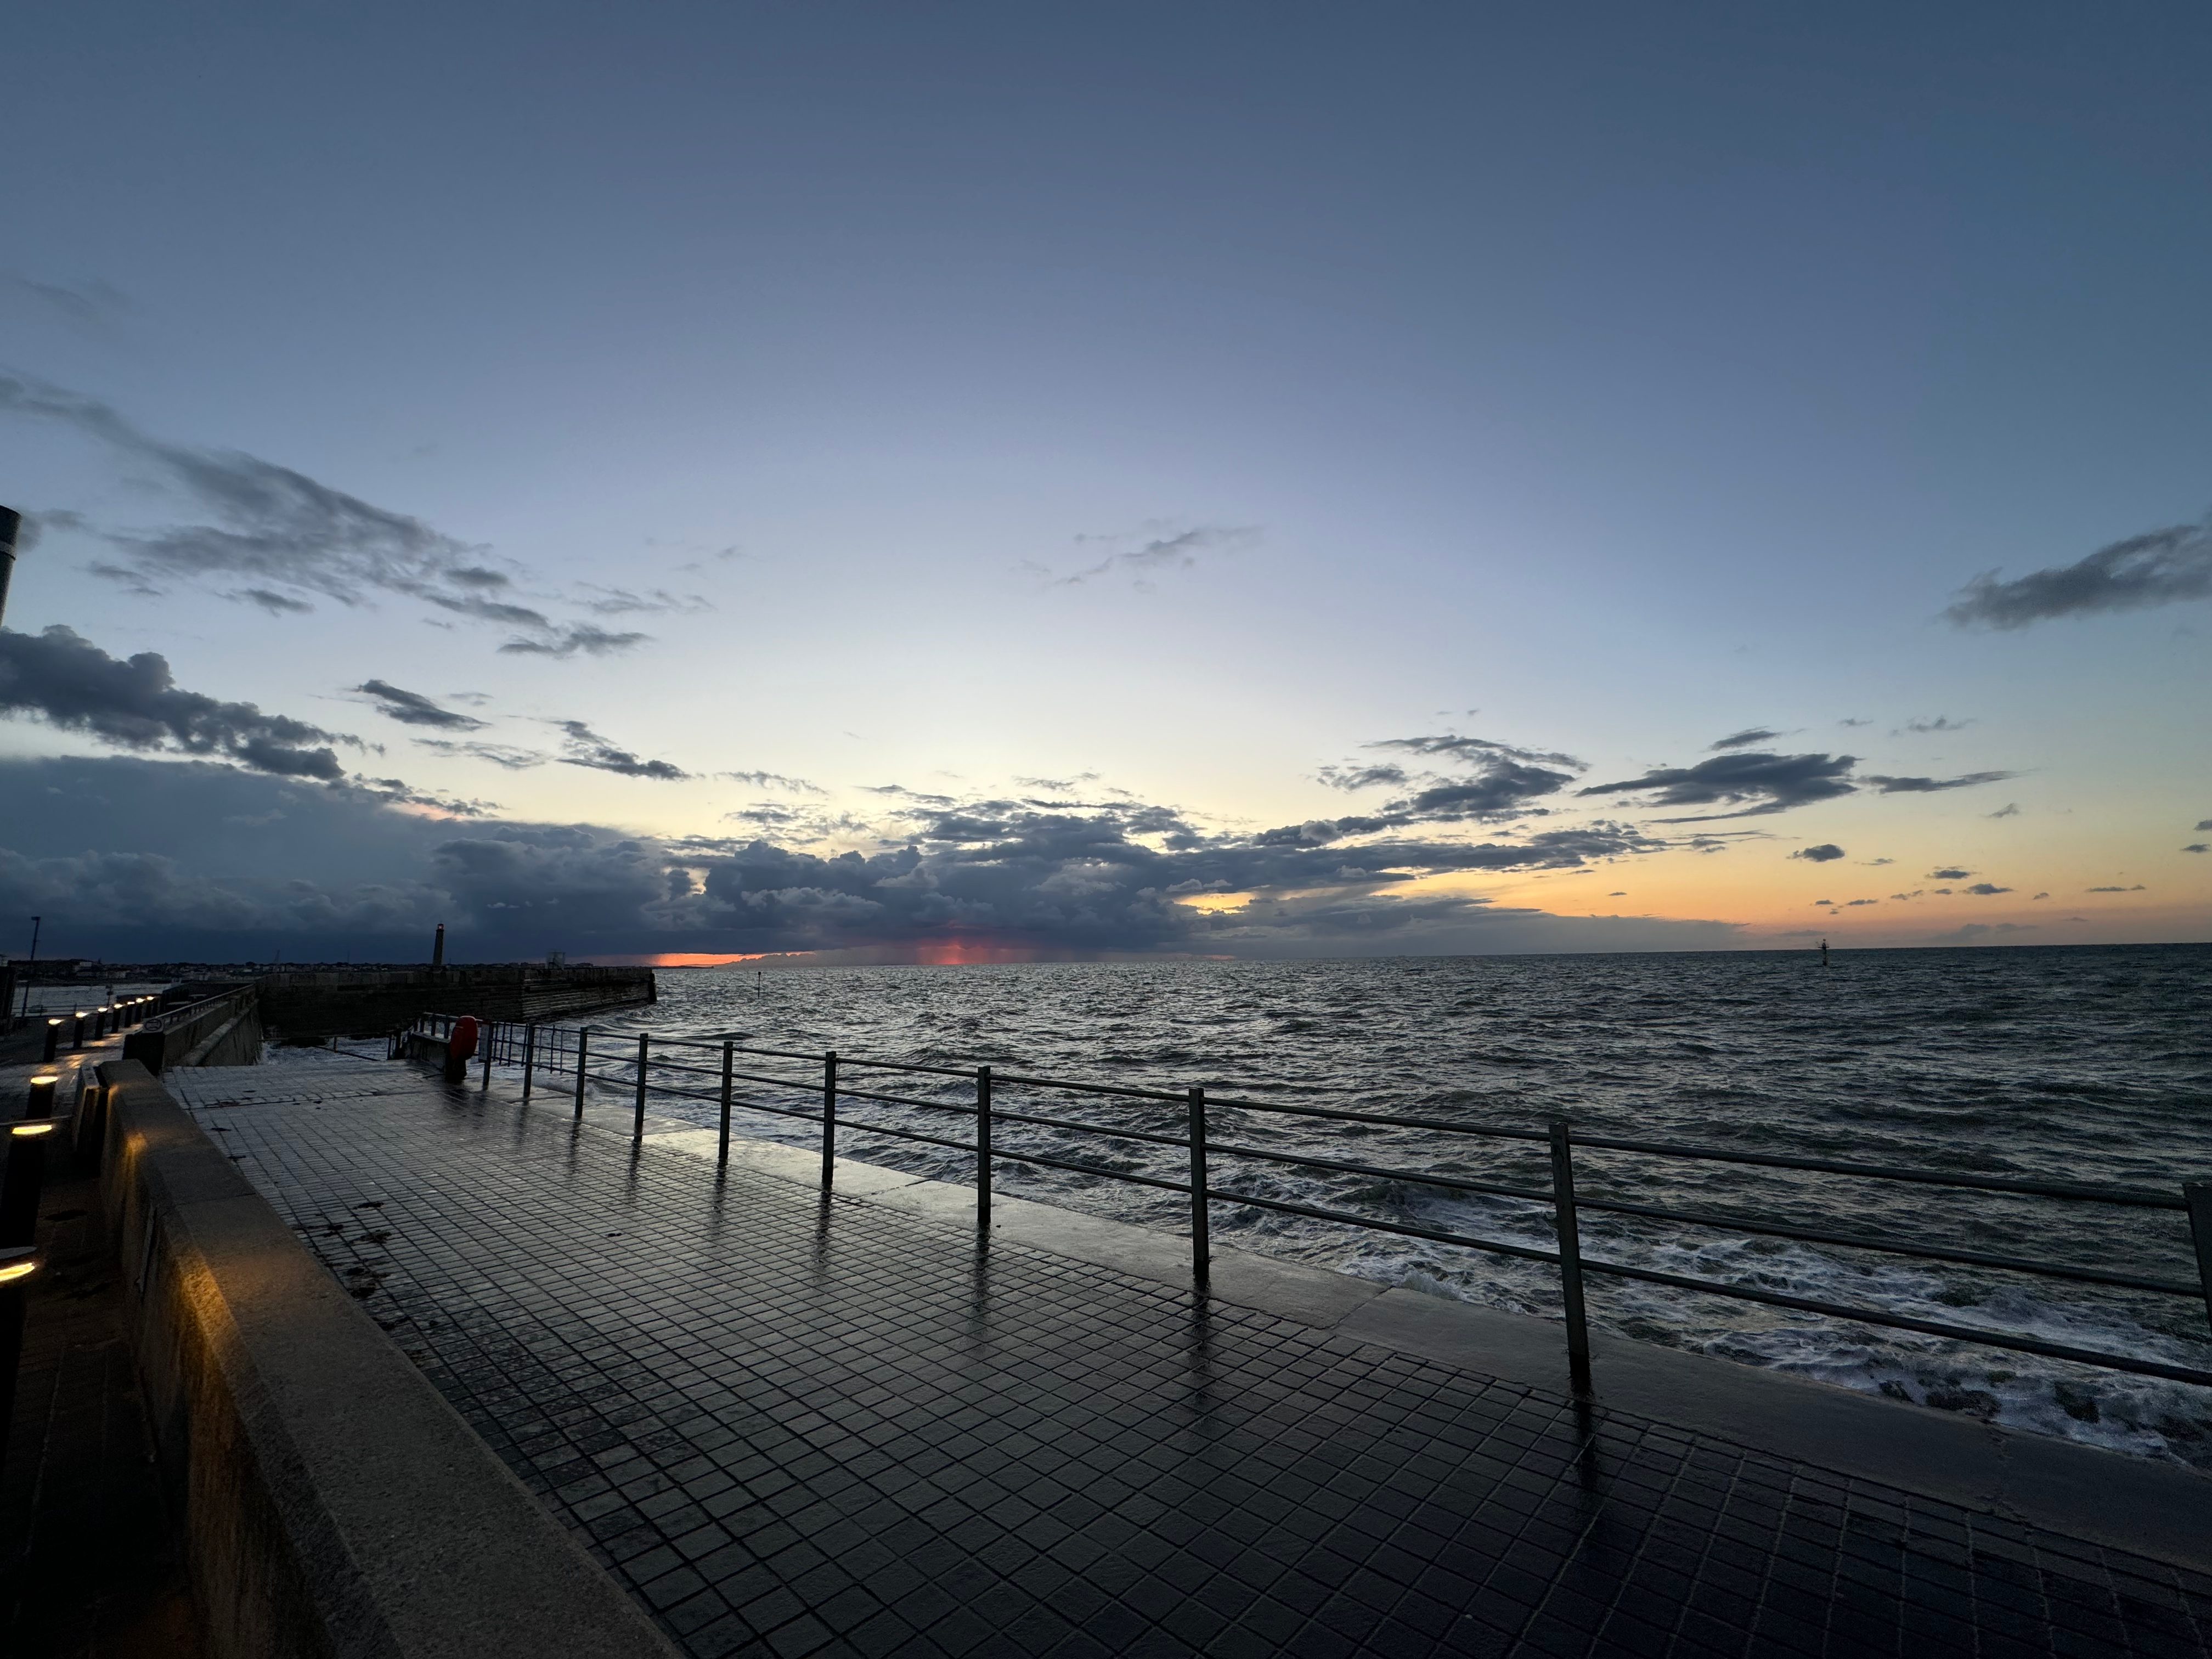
[[170, 1054, 2212, 1658]]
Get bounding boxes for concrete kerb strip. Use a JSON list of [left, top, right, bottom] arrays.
[[95, 1060, 682, 1659], [615, 1102, 2212, 1573]]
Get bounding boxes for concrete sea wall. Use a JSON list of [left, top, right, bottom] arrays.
[[258, 964, 655, 1040], [122, 984, 264, 1074], [91, 1059, 680, 1659]]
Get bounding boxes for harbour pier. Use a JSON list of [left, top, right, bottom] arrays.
[[2, 1024, 2208, 1656]]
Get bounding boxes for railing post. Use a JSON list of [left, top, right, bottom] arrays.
[[718, 1041, 734, 1167], [633, 1032, 650, 1143], [976, 1065, 992, 1229], [573, 1027, 590, 1120], [1549, 1118, 1593, 1390], [482, 1022, 494, 1090], [522, 1024, 537, 1101], [821, 1051, 838, 1189], [2186, 1183, 2212, 1333], [1188, 1086, 1209, 1284]]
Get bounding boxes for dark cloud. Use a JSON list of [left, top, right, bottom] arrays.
[[0, 372, 503, 612], [1051, 524, 1259, 587], [1306, 734, 1584, 831], [343, 775, 498, 818], [498, 623, 650, 658], [1962, 882, 2011, 895], [576, 584, 712, 618], [1843, 899, 1877, 906], [1317, 763, 1411, 792], [1987, 803, 2021, 819], [1576, 751, 1858, 821], [551, 721, 688, 780], [0, 624, 349, 779], [0, 752, 1728, 961], [2183, 843, 2208, 854], [1789, 844, 1846, 862], [721, 770, 826, 794], [9, 509, 90, 551], [2087, 885, 2146, 892], [1928, 867, 1972, 880], [0, 373, 653, 657], [2197, 820, 2212, 832], [1369, 734, 1584, 768], [238, 588, 314, 616], [0, 756, 455, 957], [1864, 771, 2015, 794], [413, 739, 545, 771], [1943, 515, 2212, 629], [1396, 761, 1581, 819], [429, 827, 672, 937], [1896, 716, 1973, 735], [1709, 727, 1782, 751], [355, 679, 489, 731]]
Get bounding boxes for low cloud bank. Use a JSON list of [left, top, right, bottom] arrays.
[[0, 756, 1731, 962]]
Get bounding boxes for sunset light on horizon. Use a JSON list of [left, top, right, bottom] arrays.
[[0, 5, 2204, 966]]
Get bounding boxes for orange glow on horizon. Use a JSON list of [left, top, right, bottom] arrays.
[[599, 952, 807, 968], [910, 938, 1049, 966]]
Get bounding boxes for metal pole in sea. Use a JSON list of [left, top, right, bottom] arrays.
[[19, 916, 38, 1024]]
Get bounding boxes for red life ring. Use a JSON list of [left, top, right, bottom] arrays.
[[449, 1016, 479, 1061]]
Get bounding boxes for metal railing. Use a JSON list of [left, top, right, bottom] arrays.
[[403, 1012, 2212, 1393]]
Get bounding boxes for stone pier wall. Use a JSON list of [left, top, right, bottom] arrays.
[[89, 1060, 681, 1659], [257, 964, 655, 1040]]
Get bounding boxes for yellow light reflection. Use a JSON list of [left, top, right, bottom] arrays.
[[1175, 891, 1254, 915]]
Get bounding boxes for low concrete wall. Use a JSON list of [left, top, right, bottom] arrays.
[[93, 1060, 680, 1659], [259, 966, 655, 1040], [122, 985, 264, 1075]]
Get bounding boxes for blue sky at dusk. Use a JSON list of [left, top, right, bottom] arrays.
[[1, 3, 2205, 964]]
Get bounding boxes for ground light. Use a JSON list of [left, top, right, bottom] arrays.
[[0, 1119, 64, 1246]]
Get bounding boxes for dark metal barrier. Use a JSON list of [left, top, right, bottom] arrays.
[[401, 1012, 2212, 1393]]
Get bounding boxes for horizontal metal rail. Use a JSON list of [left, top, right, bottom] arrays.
[[1558, 1131, 2187, 1211], [1204, 1187, 2212, 1387], [404, 1012, 2212, 1394]]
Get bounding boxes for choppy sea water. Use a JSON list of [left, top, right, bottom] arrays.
[[580, 944, 2211, 1466]]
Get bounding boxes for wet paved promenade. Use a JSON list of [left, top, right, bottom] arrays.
[[171, 1053, 2212, 1659]]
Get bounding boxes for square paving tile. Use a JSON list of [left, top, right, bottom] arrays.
[[169, 1054, 2212, 1658]]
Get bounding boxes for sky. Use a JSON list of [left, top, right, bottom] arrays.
[[1, 2, 2207, 966]]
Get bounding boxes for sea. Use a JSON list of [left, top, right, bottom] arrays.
[[575, 943, 2211, 1466]]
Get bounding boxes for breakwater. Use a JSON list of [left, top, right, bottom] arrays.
[[259, 964, 654, 1040], [168, 1045, 2212, 1652]]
